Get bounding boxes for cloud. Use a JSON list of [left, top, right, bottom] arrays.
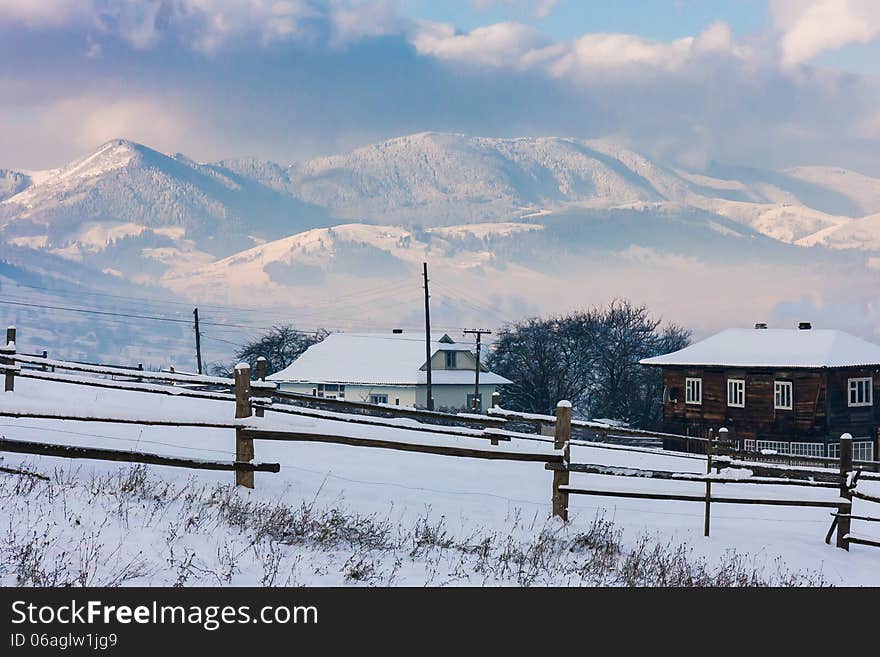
[[0, 95, 191, 168], [472, 0, 560, 19], [412, 21, 552, 68], [0, 0, 83, 27], [329, 0, 406, 47], [772, 0, 880, 67], [412, 20, 746, 79], [0, 0, 329, 52], [60, 97, 190, 151], [0, 0, 878, 179]]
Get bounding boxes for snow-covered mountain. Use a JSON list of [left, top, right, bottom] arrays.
[[6, 133, 880, 257], [220, 132, 880, 247], [0, 139, 333, 261], [4, 132, 880, 360]]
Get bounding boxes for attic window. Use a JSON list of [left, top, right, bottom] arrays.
[[848, 377, 873, 407], [685, 378, 702, 405], [444, 351, 456, 368]]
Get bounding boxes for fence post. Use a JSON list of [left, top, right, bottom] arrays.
[[716, 427, 728, 473], [837, 433, 853, 550], [552, 400, 572, 521], [491, 391, 501, 409], [234, 362, 254, 489], [705, 428, 715, 537], [4, 326, 16, 392], [254, 357, 267, 418]]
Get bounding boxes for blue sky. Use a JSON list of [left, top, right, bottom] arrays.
[[0, 1, 878, 173]]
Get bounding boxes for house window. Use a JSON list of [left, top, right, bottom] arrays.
[[848, 377, 873, 407], [774, 381, 793, 410], [444, 351, 457, 368], [685, 378, 702, 405], [317, 383, 344, 399], [828, 441, 875, 461], [727, 379, 745, 408], [369, 394, 388, 404]]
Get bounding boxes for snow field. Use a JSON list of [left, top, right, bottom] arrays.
[[0, 377, 879, 585]]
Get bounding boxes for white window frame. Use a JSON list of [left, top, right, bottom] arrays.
[[854, 441, 875, 461], [757, 440, 790, 455], [828, 441, 875, 461], [727, 379, 745, 408], [685, 378, 702, 405], [317, 383, 345, 399], [848, 377, 873, 407], [789, 442, 825, 457], [774, 381, 793, 410]]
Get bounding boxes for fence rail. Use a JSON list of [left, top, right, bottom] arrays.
[[1, 324, 878, 553], [0, 437, 280, 473], [3, 351, 274, 389]]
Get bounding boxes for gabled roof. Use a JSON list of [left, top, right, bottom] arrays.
[[268, 332, 512, 385], [640, 328, 880, 369]]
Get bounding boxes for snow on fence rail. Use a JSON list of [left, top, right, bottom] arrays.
[[1, 347, 274, 390], [487, 406, 717, 449], [0, 437, 280, 473], [0, 347, 561, 491], [0, 362, 514, 444], [546, 423, 879, 551]]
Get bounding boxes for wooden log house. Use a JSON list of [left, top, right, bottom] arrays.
[[640, 323, 880, 461]]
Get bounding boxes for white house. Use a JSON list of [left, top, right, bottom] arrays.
[[267, 331, 511, 412]]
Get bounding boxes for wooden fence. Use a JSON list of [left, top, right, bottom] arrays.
[[542, 410, 880, 551], [0, 327, 561, 490], [1, 324, 878, 551]]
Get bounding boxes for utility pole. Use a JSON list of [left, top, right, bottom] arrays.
[[193, 307, 203, 375], [423, 262, 434, 410], [463, 328, 491, 412]]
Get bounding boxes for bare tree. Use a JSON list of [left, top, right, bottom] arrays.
[[210, 325, 329, 377], [486, 300, 690, 427]]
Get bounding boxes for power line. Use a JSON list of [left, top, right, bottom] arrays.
[[4, 278, 421, 323]]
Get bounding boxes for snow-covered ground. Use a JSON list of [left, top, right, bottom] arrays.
[[1, 378, 878, 586]]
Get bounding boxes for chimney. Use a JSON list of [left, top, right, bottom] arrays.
[[798, 322, 812, 330], [754, 322, 768, 329], [392, 328, 403, 334]]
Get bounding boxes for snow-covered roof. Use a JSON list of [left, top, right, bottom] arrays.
[[640, 328, 880, 369], [268, 332, 512, 385]]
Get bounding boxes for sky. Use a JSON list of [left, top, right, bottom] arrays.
[[1, 0, 879, 173]]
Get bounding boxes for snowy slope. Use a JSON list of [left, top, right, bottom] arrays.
[[283, 133, 693, 225], [785, 166, 880, 217], [0, 169, 31, 202], [160, 222, 555, 323], [0, 139, 333, 258], [797, 212, 880, 251], [1, 376, 878, 586]]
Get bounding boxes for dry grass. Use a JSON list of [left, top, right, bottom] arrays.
[[0, 464, 828, 587]]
